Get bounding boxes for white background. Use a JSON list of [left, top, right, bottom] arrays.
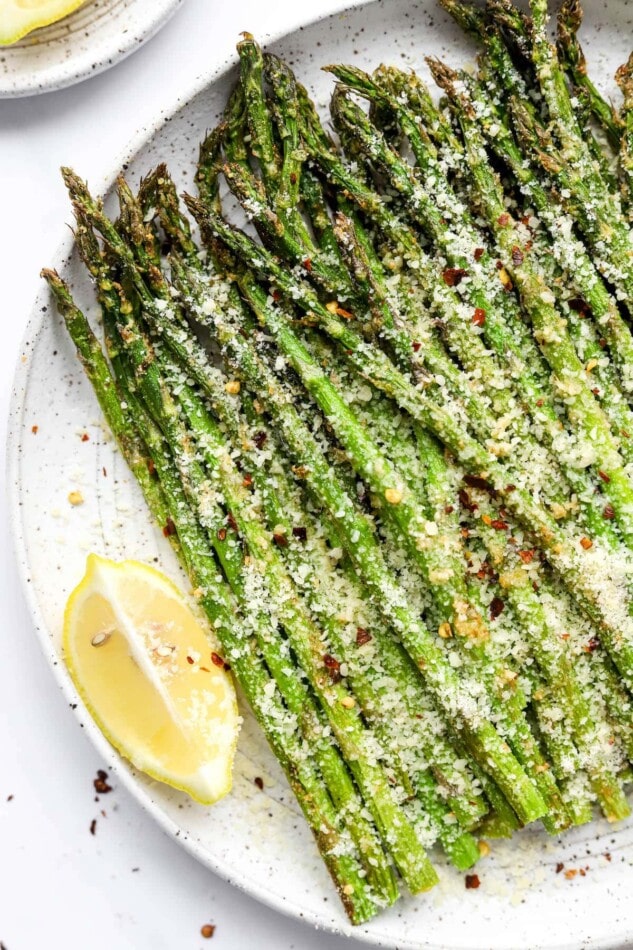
[[0, 2, 364, 947]]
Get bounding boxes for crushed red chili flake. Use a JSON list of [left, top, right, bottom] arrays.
[[442, 267, 467, 287], [598, 470, 611, 483], [556, 862, 564, 874], [568, 297, 592, 318], [444, 505, 454, 514], [412, 341, 422, 352], [94, 770, 112, 795], [474, 247, 485, 261], [459, 489, 478, 512], [102, 467, 107, 477], [242, 474, 253, 488], [81, 432, 90, 442], [585, 637, 600, 653], [490, 597, 505, 620], [536, 398, 544, 407], [303, 258, 313, 272], [211, 653, 226, 668], [497, 213, 510, 227], [272, 289, 282, 302], [495, 259, 504, 270], [31, 425, 38, 434], [254, 776, 264, 791], [147, 459, 156, 475], [465, 874, 480, 889], [564, 869, 578, 880], [603, 504, 616, 520], [253, 431, 267, 449], [518, 549, 536, 564], [200, 924, 216, 939], [273, 532, 289, 548], [163, 518, 177, 538], [580, 537, 593, 550], [323, 654, 340, 671], [6, 794, 13, 802], [490, 519, 509, 531], [227, 512, 238, 532], [605, 852, 612, 862], [599, 338, 607, 349], [186, 656, 194, 665], [472, 308, 486, 326], [292, 526, 308, 541], [592, 387, 600, 396], [89, 819, 97, 836], [217, 527, 227, 542], [356, 627, 372, 646], [511, 245, 524, 265], [464, 474, 490, 492]]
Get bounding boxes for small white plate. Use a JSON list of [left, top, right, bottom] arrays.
[[8, 1, 633, 947], [0, 0, 184, 98]]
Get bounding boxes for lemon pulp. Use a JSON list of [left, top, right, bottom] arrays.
[[0, 0, 88, 45], [64, 554, 240, 805]]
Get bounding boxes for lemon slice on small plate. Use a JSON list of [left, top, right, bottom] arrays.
[[64, 554, 240, 805], [0, 0, 88, 45]]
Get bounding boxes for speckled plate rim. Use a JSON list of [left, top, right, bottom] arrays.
[[7, 3, 633, 948], [0, 0, 185, 98]]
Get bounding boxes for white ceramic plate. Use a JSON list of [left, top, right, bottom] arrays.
[[8, 1, 633, 947], [0, 0, 184, 97]]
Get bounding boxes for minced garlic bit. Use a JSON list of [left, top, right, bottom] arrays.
[[68, 490, 84, 506], [477, 840, 491, 858], [438, 622, 452, 639], [340, 696, 356, 708], [224, 380, 241, 394], [384, 487, 403, 505], [342, 883, 354, 896]]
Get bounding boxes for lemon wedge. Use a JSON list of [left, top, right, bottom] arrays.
[[0, 0, 87, 45], [64, 554, 240, 805]]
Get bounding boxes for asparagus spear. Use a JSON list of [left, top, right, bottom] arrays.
[[43, 269, 385, 924], [616, 54, 633, 214]]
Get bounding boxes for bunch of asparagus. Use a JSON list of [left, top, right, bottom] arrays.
[[44, 0, 633, 924]]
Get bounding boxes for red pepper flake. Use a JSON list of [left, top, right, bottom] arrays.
[[598, 470, 611, 483], [442, 267, 467, 287], [6, 794, 13, 802], [465, 874, 481, 889], [585, 637, 600, 653], [623, 430, 631, 439], [474, 247, 485, 261], [495, 260, 504, 270], [605, 852, 612, 862], [89, 819, 97, 836], [147, 459, 156, 476], [458, 489, 478, 512], [518, 549, 535, 564], [217, 527, 227, 542], [599, 338, 607, 349], [603, 504, 615, 520], [336, 305, 354, 319], [490, 519, 509, 531], [506, 484, 516, 492], [412, 341, 422, 352], [272, 289, 282, 302], [472, 308, 486, 326], [497, 213, 510, 227], [227, 512, 238, 532], [592, 387, 600, 396], [464, 474, 490, 492], [356, 627, 372, 646], [323, 654, 340, 671], [242, 474, 253, 489], [253, 431, 267, 449], [490, 597, 505, 620], [254, 776, 264, 791], [580, 537, 593, 550], [163, 518, 177, 538], [564, 869, 578, 880], [292, 526, 308, 541], [31, 424, 38, 434], [568, 297, 593, 318], [200, 924, 216, 939], [186, 656, 194, 665], [556, 862, 564, 874], [535, 398, 544, 407], [303, 258, 313, 272], [102, 466, 108, 477], [444, 505, 454, 514], [579, 868, 586, 877], [93, 770, 112, 795], [273, 532, 288, 548], [211, 652, 226, 668]]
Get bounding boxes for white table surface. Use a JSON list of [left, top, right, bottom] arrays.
[[0, 2, 364, 947]]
